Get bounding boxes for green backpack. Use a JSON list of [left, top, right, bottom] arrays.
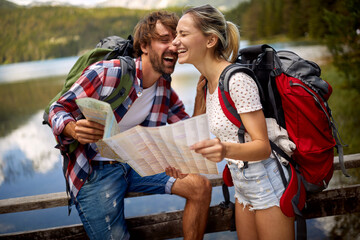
[[43, 35, 136, 126]]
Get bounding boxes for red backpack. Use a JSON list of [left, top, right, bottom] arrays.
[[217, 44, 348, 239]]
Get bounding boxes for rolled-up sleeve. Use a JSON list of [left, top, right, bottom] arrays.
[[167, 87, 189, 124], [48, 59, 122, 145]]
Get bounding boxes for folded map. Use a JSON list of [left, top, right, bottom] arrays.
[[76, 97, 219, 176]]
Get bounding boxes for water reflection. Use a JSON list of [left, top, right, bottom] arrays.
[[0, 57, 78, 83], [0, 111, 60, 185]]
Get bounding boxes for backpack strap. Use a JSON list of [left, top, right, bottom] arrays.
[[104, 56, 135, 110], [218, 64, 258, 143]]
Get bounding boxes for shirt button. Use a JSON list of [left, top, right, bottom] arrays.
[[80, 179, 83, 182]]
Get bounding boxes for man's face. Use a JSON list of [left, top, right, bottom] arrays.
[[147, 21, 178, 75]]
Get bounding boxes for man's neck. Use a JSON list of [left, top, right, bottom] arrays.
[[141, 55, 161, 89]]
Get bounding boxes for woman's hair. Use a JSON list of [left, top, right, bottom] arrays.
[[184, 4, 240, 63], [133, 11, 179, 57]]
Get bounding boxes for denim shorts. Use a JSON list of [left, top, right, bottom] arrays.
[[228, 157, 289, 211], [74, 162, 175, 240]]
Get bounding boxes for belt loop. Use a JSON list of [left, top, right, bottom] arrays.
[[98, 161, 104, 169], [243, 161, 249, 169]]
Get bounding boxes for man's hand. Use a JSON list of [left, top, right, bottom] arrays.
[[196, 75, 207, 97], [193, 75, 207, 116], [165, 166, 189, 179], [64, 119, 104, 145], [190, 138, 226, 162]]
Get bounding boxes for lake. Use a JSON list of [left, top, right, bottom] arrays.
[[0, 42, 357, 239]]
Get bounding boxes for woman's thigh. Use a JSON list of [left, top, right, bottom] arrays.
[[235, 201, 258, 240], [255, 206, 295, 240]]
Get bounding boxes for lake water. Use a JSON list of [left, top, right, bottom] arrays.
[[0, 43, 347, 239]]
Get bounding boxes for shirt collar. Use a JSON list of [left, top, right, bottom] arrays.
[[134, 57, 143, 97]]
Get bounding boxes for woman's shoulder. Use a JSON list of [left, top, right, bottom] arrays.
[[228, 70, 257, 89]]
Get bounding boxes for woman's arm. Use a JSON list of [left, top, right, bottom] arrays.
[[191, 109, 271, 162]]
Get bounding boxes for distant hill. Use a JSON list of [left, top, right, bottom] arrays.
[[0, 0, 18, 8], [4, 0, 246, 10], [0, 0, 247, 64], [99, 0, 246, 11]]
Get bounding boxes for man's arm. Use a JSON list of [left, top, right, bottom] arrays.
[[167, 88, 190, 123], [49, 59, 122, 145], [192, 75, 207, 117]]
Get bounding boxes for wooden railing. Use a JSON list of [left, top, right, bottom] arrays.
[[0, 153, 359, 239]]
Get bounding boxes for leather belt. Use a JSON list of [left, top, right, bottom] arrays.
[[91, 160, 118, 166]]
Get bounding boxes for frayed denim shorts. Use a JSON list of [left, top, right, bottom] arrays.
[[228, 157, 289, 211]]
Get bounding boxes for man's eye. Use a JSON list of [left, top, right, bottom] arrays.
[[160, 38, 170, 43]]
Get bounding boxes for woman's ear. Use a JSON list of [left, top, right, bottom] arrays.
[[207, 35, 218, 49]]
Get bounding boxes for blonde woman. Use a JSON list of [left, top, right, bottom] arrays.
[[168, 4, 295, 240]]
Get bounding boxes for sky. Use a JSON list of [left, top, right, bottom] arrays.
[[8, 0, 105, 6]]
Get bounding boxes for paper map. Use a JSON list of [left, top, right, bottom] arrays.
[[76, 98, 219, 176]]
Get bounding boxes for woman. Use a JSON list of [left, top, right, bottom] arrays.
[[168, 4, 295, 240]]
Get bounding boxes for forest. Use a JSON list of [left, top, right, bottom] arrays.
[[0, 0, 359, 89]]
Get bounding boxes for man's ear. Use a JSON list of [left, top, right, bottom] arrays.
[[207, 35, 218, 49], [141, 43, 148, 55]]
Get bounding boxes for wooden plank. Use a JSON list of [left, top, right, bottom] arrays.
[[0, 224, 88, 240], [303, 184, 360, 219], [1, 185, 359, 240], [0, 192, 69, 214], [0, 178, 223, 214], [334, 153, 360, 170], [127, 205, 234, 239], [0, 153, 358, 214]]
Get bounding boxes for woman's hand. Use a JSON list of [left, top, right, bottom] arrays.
[[190, 138, 226, 162], [165, 166, 189, 179]]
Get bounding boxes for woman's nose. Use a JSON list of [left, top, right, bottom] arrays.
[[172, 36, 179, 46]]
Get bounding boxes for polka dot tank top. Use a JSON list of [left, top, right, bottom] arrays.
[[206, 72, 262, 162]]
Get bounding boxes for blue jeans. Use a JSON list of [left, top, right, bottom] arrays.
[[74, 162, 175, 240]]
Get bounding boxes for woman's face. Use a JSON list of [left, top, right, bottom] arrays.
[[173, 13, 209, 65]]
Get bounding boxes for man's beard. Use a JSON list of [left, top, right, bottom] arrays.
[[148, 47, 176, 75]]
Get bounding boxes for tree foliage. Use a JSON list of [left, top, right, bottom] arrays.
[[323, 0, 360, 91], [0, 4, 155, 64], [226, 0, 360, 90], [0, 0, 359, 90]]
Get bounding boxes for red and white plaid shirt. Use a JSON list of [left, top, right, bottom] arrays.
[[49, 57, 189, 201]]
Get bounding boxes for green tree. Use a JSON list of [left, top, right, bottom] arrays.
[[323, 0, 360, 91]]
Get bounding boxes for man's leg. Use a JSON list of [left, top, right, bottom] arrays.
[[75, 162, 130, 240], [171, 174, 212, 240], [126, 165, 212, 240]]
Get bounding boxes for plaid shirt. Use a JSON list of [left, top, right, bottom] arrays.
[[49, 57, 189, 201]]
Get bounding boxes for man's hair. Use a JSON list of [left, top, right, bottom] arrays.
[[133, 11, 179, 57]]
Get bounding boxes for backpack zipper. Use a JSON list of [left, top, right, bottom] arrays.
[[289, 81, 331, 126]]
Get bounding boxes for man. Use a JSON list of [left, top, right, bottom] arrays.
[[48, 11, 212, 240]]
